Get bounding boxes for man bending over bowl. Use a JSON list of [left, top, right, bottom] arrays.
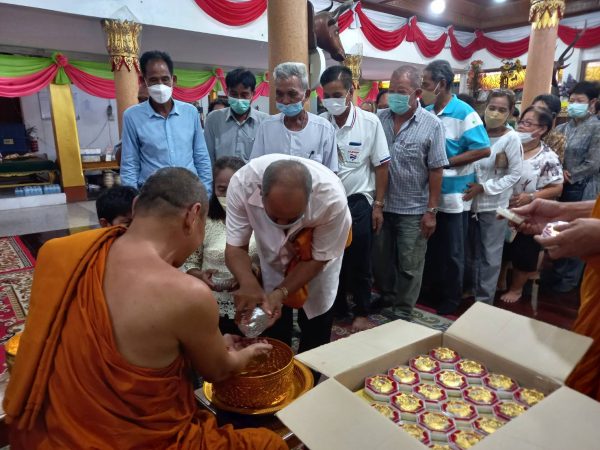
[[225, 155, 352, 355]]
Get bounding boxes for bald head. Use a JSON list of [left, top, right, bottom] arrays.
[[261, 160, 312, 226], [391, 65, 422, 90], [135, 167, 208, 218], [262, 160, 312, 201]]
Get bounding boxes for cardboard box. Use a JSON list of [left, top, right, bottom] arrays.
[[277, 303, 598, 449]]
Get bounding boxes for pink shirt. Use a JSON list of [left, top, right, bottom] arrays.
[[226, 154, 351, 319]]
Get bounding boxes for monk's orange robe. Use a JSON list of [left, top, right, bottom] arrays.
[[4, 227, 287, 449], [567, 198, 600, 401]]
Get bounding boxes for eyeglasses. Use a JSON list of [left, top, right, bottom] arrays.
[[517, 120, 541, 127]]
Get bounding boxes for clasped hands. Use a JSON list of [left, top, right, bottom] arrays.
[[232, 280, 285, 328], [507, 199, 600, 260]]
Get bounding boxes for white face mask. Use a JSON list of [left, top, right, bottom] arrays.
[[323, 95, 349, 116], [147, 83, 172, 104], [217, 196, 227, 211], [263, 209, 304, 230], [516, 131, 535, 144]]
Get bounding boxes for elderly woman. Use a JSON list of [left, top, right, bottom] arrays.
[[182, 156, 259, 334], [500, 106, 563, 303], [532, 93, 566, 162], [463, 89, 523, 305]]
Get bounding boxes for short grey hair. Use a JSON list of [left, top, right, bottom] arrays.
[[424, 60, 455, 91], [273, 62, 309, 91], [391, 65, 422, 90], [262, 160, 312, 201]]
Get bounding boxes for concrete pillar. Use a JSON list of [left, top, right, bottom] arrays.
[[49, 84, 86, 202], [521, 0, 564, 108], [268, 0, 309, 114], [102, 19, 142, 136]]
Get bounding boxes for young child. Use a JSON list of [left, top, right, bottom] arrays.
[[95, 186, 138, 227]]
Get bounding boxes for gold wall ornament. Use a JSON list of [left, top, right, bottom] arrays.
[[343, 54, 362, 89], [102, 19, 142, 73], [529, 0, 565, 30]]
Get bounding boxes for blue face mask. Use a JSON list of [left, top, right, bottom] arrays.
[[228, 97, 251, 115], [388, 93, 412, 115], [567, 102, 589, 119], [276, 100, 304, 117]]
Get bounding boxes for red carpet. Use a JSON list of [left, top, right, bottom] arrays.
[[0, 236, 35, 371]]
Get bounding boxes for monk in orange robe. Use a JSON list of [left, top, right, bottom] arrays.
[[513, 197, 600, 401], [4, 167, 288, 449]]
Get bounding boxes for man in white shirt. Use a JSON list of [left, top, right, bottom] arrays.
[[249, 62, 338, 172], [225, 155, 351, 355], [319, 65, 390, 331]]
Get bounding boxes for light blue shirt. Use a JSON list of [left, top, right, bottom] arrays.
[[426, 95, 490, 213], [121, 100, 212, 195]]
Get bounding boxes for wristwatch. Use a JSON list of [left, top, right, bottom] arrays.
[[426, 207, 439, 215], [374, 200, 385, 208]]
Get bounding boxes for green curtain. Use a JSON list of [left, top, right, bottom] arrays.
[[172, 68, 214, 88], [0, 54, 53, 77]]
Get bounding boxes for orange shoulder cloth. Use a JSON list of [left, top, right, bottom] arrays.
[[283, 227, 352, 309]]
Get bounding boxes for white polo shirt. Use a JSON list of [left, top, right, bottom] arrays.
[[226, 154, 351, 319], [321, 104, 390, 202], [249, 112, 339, 173]]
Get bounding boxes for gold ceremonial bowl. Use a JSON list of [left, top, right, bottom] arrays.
[[212, 338, 294, 409], [5, 332, 22, 374]]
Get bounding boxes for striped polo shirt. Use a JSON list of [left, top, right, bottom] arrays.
[[426, 95, 490, 213]]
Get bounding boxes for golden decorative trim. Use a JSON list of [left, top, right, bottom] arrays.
[[344, 54, 362, 89], [529, 0, 565, 29], [101, 19, 142, 73]]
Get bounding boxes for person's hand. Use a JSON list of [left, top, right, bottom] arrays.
[[509, 192, 534, 208], [372, 206, 384, 233], [462, 182, 484, 202], [233, 282, 268, 324], [190, 268, 217, 290], [420, 212, 437, 239], [535, 218, 600, 259], [223, 333, 244, 351], [510, 198, 563, 235], [241, 341, 273, 361], [262, 289, 285, 328], [563, 170, 572, 184]]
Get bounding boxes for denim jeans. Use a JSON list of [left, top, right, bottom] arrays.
[[424, 211, 469, 310], [372, 213, 427, 320], [333, 194, 373, 317]]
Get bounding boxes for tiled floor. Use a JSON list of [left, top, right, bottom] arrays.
[[0, 201, 99, 237]]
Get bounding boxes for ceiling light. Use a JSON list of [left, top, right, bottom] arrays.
[[430, 0, 446, 14], [494, 0, 507, 3]]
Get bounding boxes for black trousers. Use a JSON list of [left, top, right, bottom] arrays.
[[424, 211, 469, 309], [333, 193, 373, 317], [263, 305, 334, 353]]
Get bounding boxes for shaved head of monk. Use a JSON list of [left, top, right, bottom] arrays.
[[131, 167, 209, 267], [4, 167, 285, 449]]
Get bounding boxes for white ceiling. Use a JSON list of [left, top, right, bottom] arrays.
[[0, 3, 416, 80]]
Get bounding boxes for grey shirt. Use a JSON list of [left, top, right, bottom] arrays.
[[378, 106, 448, 215], [556, 114, 600, 184], [204, 107, 269, 163]]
